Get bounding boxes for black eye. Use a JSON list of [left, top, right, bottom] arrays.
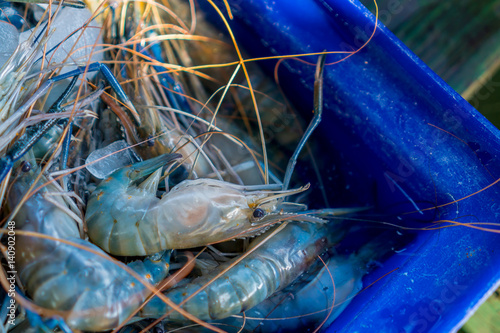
[[20, 161, 31, 173], [253, 208, 265, 218]]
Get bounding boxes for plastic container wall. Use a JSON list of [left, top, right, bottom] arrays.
[[199, 1, 500, 332]]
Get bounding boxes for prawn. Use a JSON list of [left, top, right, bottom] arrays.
[[0, 20, 46, 126], [138, 222, 345, 323], [210, 233, 398, 332], [85, 152, 312, 256], [6, 152, 175, 331], [85, 53, 329, 257]]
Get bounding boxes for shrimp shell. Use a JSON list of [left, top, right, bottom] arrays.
[[8, 157, 170, 331], [138, 222, 343, 322], [86, 153, 308, 256]]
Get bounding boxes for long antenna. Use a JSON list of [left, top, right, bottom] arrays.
[[282, 53, 326, 192]]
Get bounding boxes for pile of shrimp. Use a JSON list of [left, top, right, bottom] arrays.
[[0, 1, 397, 332]]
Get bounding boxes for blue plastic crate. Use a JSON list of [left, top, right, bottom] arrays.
[[199, 1, 500, 332]]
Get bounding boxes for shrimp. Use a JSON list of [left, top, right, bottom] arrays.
[[6, 152, 173, 331], [210, 234, 398, 332], [85, 152, 312, 256], [137, 222, 345, 323], [86, 52, 328, 258]]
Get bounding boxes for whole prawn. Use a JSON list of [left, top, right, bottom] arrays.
[[86, 152, 311, 256], [6, 152, 177, 331]]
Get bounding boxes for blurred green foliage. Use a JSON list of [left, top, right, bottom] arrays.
[[360, 0, 500, 127], [459, 288, 500, 333]]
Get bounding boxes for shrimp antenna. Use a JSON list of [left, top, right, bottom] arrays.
[[282, 53, 326, 192], [34, 24, 82, 64], [33, 10, 51, 45], [30, 0, 87, 46]]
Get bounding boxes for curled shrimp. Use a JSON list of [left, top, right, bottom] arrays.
[[6, 152, 173, 331]]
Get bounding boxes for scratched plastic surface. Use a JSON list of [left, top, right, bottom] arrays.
[[200, 1, 500, 332]]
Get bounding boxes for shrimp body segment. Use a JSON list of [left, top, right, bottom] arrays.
[[139, 222, 343, 322], [86, 153, 304, 256]]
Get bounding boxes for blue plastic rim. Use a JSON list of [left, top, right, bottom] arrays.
[[199, 1, 500, 332]]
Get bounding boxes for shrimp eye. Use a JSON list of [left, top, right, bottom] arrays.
[[253, 208, 265, 218], [20, 161, 31, 173]]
